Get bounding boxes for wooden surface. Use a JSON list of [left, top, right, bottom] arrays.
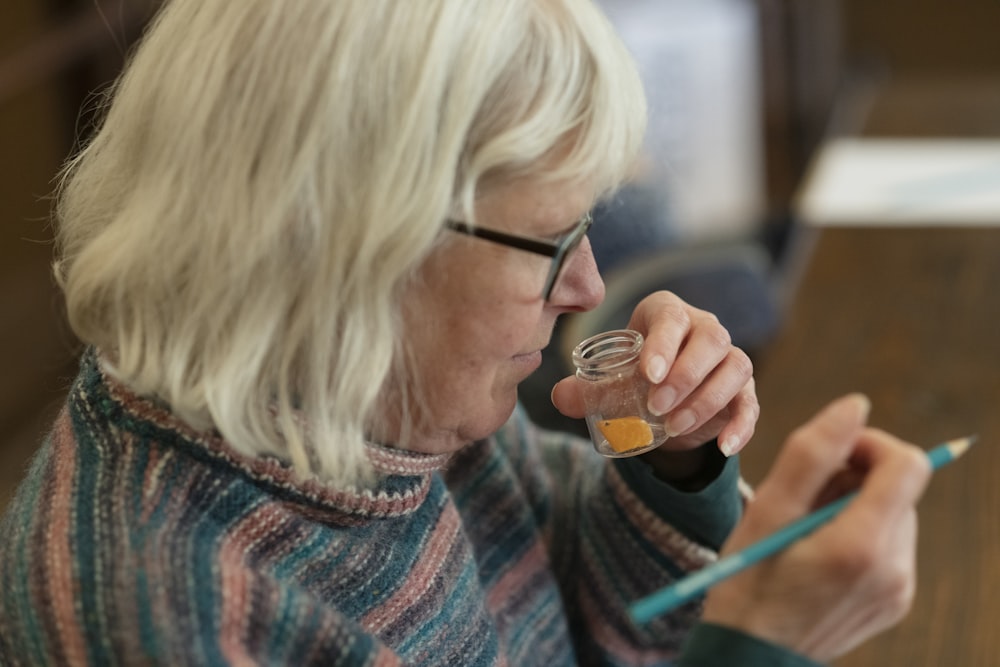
[[740, 226, 1000, 666]]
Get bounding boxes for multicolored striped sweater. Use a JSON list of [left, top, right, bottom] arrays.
[[0, 351, 816, 666]]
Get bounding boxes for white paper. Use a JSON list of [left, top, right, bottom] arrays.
[[796, 138, 1000, 226]]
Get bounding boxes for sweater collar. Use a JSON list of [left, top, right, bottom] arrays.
[[77, 349, 451, 520]]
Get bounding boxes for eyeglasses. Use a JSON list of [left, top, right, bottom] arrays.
[[445, 211, 594, 300]]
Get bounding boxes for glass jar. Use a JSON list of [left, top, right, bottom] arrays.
[[571, 329, 666, 457]]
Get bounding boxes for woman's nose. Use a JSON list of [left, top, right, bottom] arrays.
[[548, 237, 604, 311]]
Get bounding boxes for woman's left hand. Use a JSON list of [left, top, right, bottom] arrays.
[[551, 291, 758, 457]]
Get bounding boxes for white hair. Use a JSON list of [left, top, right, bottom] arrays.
[[54, 0, 646, 487]]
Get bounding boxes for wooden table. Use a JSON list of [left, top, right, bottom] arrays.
[[740, 226, 1000, 666]]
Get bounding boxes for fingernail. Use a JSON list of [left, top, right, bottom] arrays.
[[665, 409, 696, 436], [648, 386, 676, 416], [853, 393, 872, 418], [719, 435, 740, 457], [647, 355, 667, 384]]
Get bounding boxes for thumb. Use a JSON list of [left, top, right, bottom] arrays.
[[755, 393, 871, 513], [550, 376, 588, 419]]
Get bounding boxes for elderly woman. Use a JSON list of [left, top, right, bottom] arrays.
[[0, 0, 930, 665]]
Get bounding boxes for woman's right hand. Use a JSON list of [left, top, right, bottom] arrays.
[[701, 394, 932, 662]]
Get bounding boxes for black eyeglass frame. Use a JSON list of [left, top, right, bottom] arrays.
[[444, 212, 594, 300]]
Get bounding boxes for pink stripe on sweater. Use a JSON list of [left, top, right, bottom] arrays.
[[578, 585, 676, 665], [485, 540, 547, 613], [216, 503, 292, 657], [139, 444, 170, 524], [605, 465, 716, 571], [372, 645, 405, 666], [360, 503, 462, 633], [45, 410, 90, 665], [218, 557, 258, 667]]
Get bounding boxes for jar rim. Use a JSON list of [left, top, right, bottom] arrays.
[[571, 329, 644, 375]]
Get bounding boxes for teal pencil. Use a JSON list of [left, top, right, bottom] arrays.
[[629, 436, 975, 625]]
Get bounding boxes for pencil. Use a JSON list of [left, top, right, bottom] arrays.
[[629, 436, 975, 625]]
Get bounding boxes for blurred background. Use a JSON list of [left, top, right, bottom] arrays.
[[2, 0, 999, 511]]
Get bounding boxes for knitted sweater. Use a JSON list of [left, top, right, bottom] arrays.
[[0, 351, 818, 666]]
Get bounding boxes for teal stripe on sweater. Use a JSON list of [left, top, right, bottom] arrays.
[[3, 440, 52, 666], [70, 402, 113, 667]]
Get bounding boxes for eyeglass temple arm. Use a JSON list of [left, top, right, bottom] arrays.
[[444, 221, 560, 258]]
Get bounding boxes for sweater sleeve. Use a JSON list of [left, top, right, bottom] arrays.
[[491, 406, 747, 665], [612, 446, 741, 550], [610, 456, 821, 666]]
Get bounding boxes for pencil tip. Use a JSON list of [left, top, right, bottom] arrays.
[[949, 435, 976, 458]]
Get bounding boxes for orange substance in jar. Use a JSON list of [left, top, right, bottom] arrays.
[[597, 416, 653, 453]]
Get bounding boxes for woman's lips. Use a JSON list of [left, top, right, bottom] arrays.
[[513, 350, 543, 372]]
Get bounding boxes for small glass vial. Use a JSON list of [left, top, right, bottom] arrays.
[[571, 329, 666, 457]]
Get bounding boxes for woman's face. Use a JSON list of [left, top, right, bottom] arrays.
[[394, 177, 605, 453]]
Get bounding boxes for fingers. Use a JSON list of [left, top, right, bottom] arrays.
[[631, 291, 755, 439], [839, 428, 932, 527], [753, 394, 872, 518], [627, 291, 691, 384], [711, 379, 759, 456], [637, 297, 733, 417], [704, 397, 932, 662], [552, 291, 758, 455], [656, 346, 755, 437], [550, 376, 587, 419], [550, 358, 758, 458], [744, 394, 932, 550], [790, 431, 929, 660]]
